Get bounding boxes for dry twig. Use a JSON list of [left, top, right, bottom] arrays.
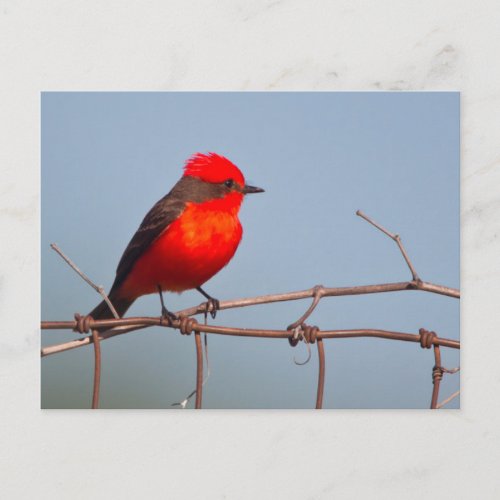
[[51, 243, 119, 320], [437, 390, 460, 409], [356, 210, 421, 281]]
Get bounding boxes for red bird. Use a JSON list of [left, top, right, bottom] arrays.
[[90, 152, 264, 320]]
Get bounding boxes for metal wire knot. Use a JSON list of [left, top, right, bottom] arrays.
[[287, 324, 320, 365], [288, 323, 320, 346], [302, 324, 319, 344], [419, 328, 437, 349], [179, 316, 198, 336], [432, 365, 444, 383], [73, 313, 93, 334]]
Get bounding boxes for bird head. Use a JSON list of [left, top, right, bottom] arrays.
[[182, 152, 264, 210]]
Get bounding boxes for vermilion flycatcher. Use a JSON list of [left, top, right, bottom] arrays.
[[89, 152, 263, 321]]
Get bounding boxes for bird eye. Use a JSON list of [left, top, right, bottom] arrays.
[[224, 179, 234, 188]]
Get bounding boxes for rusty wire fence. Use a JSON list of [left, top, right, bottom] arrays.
[[41, 211, 460, 409]]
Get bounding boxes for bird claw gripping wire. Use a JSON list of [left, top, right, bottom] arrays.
[[157, 286, 180, 326], [195, 287, 220, 320], [288, 324, 320, 365], [161, 308, 179, 324], [204, 297, 220, 321]]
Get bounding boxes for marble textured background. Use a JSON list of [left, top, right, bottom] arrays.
[[1, 1, 499, 498]]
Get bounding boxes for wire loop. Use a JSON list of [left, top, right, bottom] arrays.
[[419, 328, 437, 349], [287, 323, 320, 365], [73, 313, 93, 334], [179, 316, 198, 335]]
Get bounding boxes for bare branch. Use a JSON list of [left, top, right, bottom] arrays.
[[437, 390, 460, 409], [50, 243, 119, 319], [173, 281, 458, 322], [356, 210, 420, 281]]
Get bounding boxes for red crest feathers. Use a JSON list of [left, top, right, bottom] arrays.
[[183, 152, 245, 186]]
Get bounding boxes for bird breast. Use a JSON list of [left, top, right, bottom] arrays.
[[120, 201, 244, 296]]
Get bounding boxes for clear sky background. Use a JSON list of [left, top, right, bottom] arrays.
[[41, 92, 459, 409]]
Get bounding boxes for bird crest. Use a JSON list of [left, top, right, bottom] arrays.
[[183, 152, 245, 186]]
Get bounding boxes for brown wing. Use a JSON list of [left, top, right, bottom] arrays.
[[110, 175, 228, 293], [110, 183, 186, 293]]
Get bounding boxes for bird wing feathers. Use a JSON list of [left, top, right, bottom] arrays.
[[111, 188, 186, 293]]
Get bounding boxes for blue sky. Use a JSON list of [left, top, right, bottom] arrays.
[[41, 92, 459, 409]]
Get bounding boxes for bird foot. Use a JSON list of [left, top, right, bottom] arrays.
[[205, 297, 220, 320], [157, 284, 179, 325], [196, 287, 220, 320], [161, 306, 179, 325]]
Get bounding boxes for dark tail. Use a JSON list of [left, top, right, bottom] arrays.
[[89, 291, 135, 320]]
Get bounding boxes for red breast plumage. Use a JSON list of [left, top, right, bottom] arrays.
[[89, 152, 263, 320]]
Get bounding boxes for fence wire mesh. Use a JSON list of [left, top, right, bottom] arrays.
[[41, 211, 460, 409]]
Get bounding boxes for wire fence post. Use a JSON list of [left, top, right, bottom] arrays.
[[91, 329, 102, 409], [315, 338, 325, 409], [431, 344, 443, 409], [194, 332, 203, 409]]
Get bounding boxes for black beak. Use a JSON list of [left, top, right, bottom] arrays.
[[243, 184, 265, 195]]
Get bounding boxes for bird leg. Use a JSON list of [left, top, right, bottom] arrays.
[[157, 285, 178, 324], [196, 286, 220, 319]]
